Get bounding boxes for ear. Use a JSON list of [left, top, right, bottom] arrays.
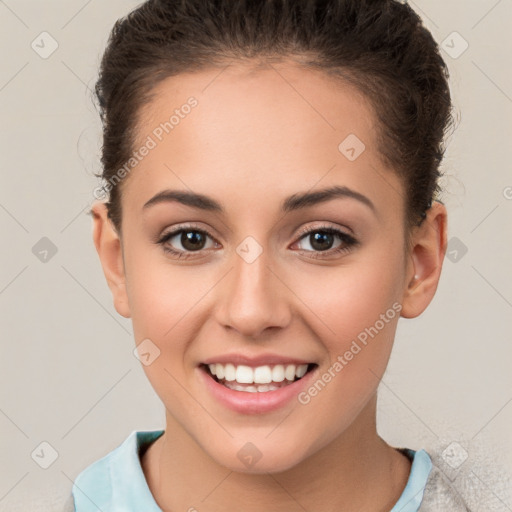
[[91, 201, 131, 318], [401, 201, 448, 318]]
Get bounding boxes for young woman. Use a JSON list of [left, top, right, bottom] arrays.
[[67, 0, 472, 510]]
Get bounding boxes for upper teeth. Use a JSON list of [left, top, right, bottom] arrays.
[[208, 363, 308, 384]]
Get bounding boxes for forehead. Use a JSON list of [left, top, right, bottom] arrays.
[[123, 61, 402, 219], [138, 60, 378, 150]]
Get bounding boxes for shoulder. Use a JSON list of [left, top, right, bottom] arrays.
[[418, 459, 472, 511], [60, 494, 76, 512], [71, 429, 164, 511], [392, 447, 473, 512], [1, 490, 76, 512], [70, 431, 136, 511]]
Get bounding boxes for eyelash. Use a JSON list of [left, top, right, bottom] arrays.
[[155, 223, 359, 260]]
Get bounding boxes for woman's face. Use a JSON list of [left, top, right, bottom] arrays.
[[101, 61, 420, 472]]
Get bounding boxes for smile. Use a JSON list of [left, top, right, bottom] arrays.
[[204, 363, 314, 393]]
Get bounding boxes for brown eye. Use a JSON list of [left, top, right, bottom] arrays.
[[157, 226, 218, 259], [305, 231, 336, 251], [177, 230, 208, 251], [294, 226, 358, 259]]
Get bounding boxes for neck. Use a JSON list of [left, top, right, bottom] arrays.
[[142, 394, 411, 512]]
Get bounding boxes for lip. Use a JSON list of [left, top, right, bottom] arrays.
[[197, 363, 318, 414], [201, 353, 313, 367]]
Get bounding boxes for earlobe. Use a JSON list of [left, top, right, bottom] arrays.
[[91, 201, 131, 319], [401, 201, 448, 318]]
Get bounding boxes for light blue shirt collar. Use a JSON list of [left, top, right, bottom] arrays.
[[73, 430, 432, 511], [390, 447, 432, 511], [73, 430, 164, 512]]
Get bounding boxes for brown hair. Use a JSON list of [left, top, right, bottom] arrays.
[[94, 0, 454, 235]]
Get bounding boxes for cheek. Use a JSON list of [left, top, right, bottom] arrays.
[[126, 258, 206, 411], [286, 243, 405, 403], [125, 240, 207, 341], [290, 267, 403, 442], [290, 247, 404, 345]]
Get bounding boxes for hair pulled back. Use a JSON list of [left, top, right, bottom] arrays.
[[95, 0, 454, 234]]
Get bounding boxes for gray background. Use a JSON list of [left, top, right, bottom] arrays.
[[1, 1, 511, 510]]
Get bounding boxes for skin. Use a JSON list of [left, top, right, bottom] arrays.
[[91, 60, 447, 511]]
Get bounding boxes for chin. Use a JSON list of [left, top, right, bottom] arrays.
[[207, 437, 313, 475]]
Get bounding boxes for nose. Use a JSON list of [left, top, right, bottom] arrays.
[[215, 249, 292, 339]]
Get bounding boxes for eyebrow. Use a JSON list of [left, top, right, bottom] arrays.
[[143, 185, 376, 214]]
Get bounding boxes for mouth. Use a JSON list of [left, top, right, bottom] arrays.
[[200, 362, 318, 393]]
